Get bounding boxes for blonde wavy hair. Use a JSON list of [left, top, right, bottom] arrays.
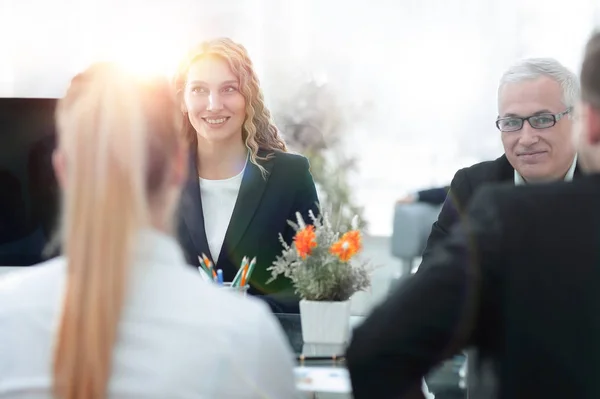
[[173, 37, 287, 175], [52, 63, 184, 399]]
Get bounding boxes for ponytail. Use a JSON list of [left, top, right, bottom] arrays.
[[52, 65, 174, 399]]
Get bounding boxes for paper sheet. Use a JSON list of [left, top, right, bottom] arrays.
[[294, 367, 435, 397], [294, 367, 351, 393]]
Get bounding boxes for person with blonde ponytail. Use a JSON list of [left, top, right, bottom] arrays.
[[0, 63, 297, 398], [174, 38, 319, 314]]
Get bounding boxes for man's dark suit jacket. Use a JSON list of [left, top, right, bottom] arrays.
[[416, 154, 581, 397], [176, 149, 319, 313], [347, 174, 600, 399], [420, 154, 581, 265]]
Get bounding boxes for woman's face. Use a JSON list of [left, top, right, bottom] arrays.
[[183, 56, 246, 145]]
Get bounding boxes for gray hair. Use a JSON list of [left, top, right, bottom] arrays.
[[498, 58, 580, 111]]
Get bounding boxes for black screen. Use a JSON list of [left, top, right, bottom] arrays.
[[0, 98, 60, 266]]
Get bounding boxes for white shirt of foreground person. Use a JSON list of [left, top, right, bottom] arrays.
[[0, 229, 297, 399]]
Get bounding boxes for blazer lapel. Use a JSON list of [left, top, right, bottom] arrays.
[[574, 161, 583, 179], [497, 154, 515, 183], [218, 151, 275, 264], [181, 151, 211, 261]]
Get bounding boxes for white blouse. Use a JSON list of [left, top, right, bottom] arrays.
[[199, 162, 246, 262], [0, 229, 297, 398]]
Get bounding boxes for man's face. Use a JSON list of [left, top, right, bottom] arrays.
[[498, 76, 576, 182]]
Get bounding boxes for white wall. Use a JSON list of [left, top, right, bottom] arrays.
[[258, 0, 598, 234], [1, 0, 598, 234]]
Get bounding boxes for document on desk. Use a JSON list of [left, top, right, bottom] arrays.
[[294, 367, 351, 393], [294, 367, 434, 397]]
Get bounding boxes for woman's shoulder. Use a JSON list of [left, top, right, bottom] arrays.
[[259, 149, 310, 170], [0, 257, 65, 313]]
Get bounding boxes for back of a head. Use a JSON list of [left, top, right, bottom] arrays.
[[498, 57, 580, 109], [53, 63, 184, 399], [581, 31, 600, 108]]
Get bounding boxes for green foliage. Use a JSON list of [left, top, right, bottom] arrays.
[[267, 210, 373, 301]]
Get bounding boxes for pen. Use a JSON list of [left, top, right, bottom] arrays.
[[216, 269, 224, 285]]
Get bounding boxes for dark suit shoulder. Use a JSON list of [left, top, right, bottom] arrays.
[[455, 155, 513, 187], [268, 150, 309, 168], [470, 174, 600, 257], [446, 155, 513, 212], [259, 150, 310, 179], [479, 173, 600, 212]]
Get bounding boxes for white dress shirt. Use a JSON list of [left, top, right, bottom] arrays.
[[0, 229, 297, 399], [514, 154, 578, 185], [199, 162, 246, 262]]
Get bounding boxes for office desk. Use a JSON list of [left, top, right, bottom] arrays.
[[275, 313, 436, 399], [275, 313, 361, 397]]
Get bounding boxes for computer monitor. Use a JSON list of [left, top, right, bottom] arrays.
[[0, 98, 60, 266]]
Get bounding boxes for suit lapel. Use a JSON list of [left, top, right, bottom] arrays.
[[218, 151, 275, 264], [181, 151, 211, 261], [497, 154, 515, 183], [574, 162, 583, 179]]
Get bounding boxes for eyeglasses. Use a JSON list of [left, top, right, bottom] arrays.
[[495, 108, 572, 132]]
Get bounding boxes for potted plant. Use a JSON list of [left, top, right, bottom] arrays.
[[268, 209, 372, 344]]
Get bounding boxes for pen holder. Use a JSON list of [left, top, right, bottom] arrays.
[[220, 282, 249, 297]]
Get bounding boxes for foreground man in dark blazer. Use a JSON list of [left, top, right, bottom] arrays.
[[420, 57, 581, 269], [346, 32, 600, 399]]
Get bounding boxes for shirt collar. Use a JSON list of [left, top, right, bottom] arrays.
[[514, 154, 578, 185]]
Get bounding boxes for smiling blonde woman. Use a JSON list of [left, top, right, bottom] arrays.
[[173, 38, 320, 314]]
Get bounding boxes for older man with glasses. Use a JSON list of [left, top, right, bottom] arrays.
[[415, 57, 581, 399], [347, 33, 600, 399], [420, 57, 581, 274]]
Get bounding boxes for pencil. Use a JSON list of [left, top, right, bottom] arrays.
[[232, 257, 248, 287], [197, 267, 212, 282], [240, 263, 249, 287], [202, 253, 212, 268], [244, 257, 257, 286], [202, 253, 217, 281], [197, 256, 213, 279]]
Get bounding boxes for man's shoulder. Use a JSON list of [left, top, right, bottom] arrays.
[[473, 174, 600, 220], [446, 155, 512, 208], [455, 155, 512, 184]]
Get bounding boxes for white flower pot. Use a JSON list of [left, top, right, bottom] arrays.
[[299, 299, 351, 344]]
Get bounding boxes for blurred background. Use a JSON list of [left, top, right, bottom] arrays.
[[2, 0, 600, 235]]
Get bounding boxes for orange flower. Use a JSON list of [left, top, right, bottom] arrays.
[[330, 230, 362, 262], [295, 225, 317, 259]]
